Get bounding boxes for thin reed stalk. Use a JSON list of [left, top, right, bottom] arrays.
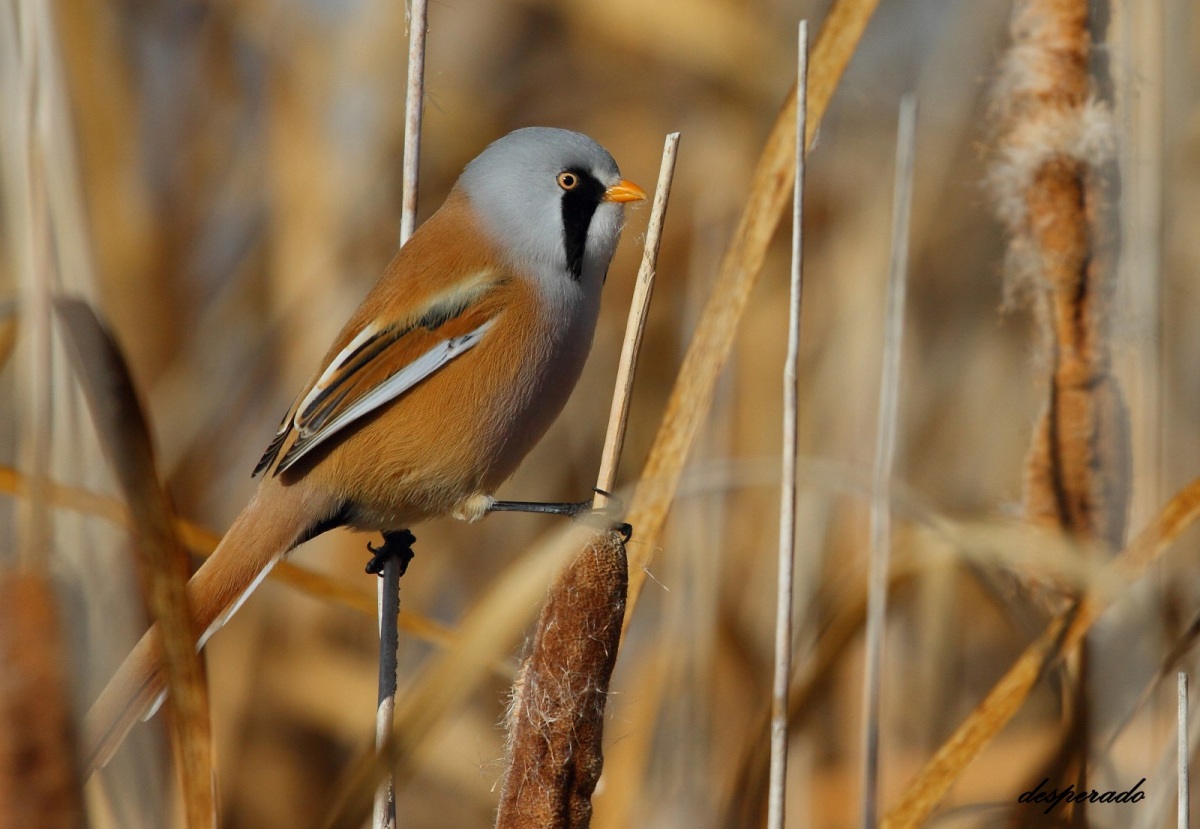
[[1181, 672, 1190, 829], [766, 21, 807, 829], [374, 1, 429, 826], [861, 95, 917, 828], [1132, 668, 1200, 829], [8, 0, 53, 570], [594, 132, 680, 507], [322, 529, 580, 829], [1114, 0, 1166, 530], [399, 0, 428, 246]]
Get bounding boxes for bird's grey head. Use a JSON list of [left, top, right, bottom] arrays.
[[458, 127, 642, 293]]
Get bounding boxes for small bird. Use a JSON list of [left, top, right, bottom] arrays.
[[84, 127, 645, 772]]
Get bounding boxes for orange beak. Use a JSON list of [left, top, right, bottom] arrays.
[[603, 179, 647, 203]]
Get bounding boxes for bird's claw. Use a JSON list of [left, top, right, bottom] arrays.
[[576, 489, 632, 541], [610, 522, 633, 543], [366, 529, 416, 577]]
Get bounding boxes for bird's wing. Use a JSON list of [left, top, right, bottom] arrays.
[[255, 272, 504, 476]]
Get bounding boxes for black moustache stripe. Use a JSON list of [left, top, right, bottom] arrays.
[[560, 168, 605, 281]]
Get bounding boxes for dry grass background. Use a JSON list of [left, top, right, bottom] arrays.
[[3, 0, 1200, 826]]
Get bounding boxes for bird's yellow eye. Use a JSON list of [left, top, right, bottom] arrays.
[[557, 171, 579, 190]]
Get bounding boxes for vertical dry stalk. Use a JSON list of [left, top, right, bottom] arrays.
[[323, 535, 578, 829], [990, 0, 1128, 552], [1114, 0, 1165, 530], [398, 0, 429, 246], [375, 1, 429, 826], [1181, 672, 1190, 829], [1132, 662, 1200, 829], [6, 0, 54, 569], [373, 550, 403, 829], [861, 94, 918, 829], [0, 302, 17, 370], [494, 531, 628, 829], [0, 572, 84, 829], [766, 22, 808, 829]]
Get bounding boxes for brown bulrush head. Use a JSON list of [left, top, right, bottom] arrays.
[[990, 0, 1130, 559], [0, 572, 84, 829], [495, 530, 628, 829], [989, 1, 1128, 825]]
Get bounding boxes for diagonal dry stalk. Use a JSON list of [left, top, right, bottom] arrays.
[[0, 464, 462, 641], [1101, 612, 1200, 755], [55, 299, 215, 828], [721, 507, 1116, 828], [881, 475, 1200, 828], [620, 0, 882, 632], [594, 133, 681, 506]]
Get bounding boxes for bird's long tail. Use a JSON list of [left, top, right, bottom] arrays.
[[82, 477, 330, 776]]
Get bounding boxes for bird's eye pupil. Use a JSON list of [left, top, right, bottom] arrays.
[[558, 172, 578, 190]]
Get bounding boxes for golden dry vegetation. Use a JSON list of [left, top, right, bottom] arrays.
[[3, 0, 1200, 827]]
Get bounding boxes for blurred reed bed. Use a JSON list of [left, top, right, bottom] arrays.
[[2, 0, 1200, 827]]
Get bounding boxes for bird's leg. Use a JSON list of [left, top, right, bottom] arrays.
[[486, 499, 592, 517], [365, 529, 416, 577], [488, 487, 621, 518], [487, 489, 632, 541]]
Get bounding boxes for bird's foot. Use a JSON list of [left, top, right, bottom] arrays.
[[590, 490, 633, 541], [366, 529, 416, 577]]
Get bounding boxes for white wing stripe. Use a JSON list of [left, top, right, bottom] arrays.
[[277, 318, 495, 473], [297, 322, 382, 417]]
